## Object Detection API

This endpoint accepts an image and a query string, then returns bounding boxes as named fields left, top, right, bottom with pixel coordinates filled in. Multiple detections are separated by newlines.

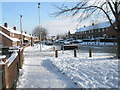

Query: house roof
left=0, top=24, right=33, bottom=37
left=0, top=25, right=21, bottom=34
left=0, top=31, right=20, bottom=42
left=75, top=20, right=115, bottom=33
left=22, top=32, right=32, bottom=37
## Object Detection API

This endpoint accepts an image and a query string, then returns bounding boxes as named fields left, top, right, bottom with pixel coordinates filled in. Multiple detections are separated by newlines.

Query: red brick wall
left=7, top=55, right=19, bottom=88
left=1, top=27, right=10, bottom=36
left=1, top=34, right=12, bottom=46
left=2, top=49, right=24, bottom=88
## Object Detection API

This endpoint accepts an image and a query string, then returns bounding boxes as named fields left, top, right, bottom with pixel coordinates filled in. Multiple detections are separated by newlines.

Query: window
left=102, top=28, right=104, bottom=32
left=10, top=33, right=14, bottom=37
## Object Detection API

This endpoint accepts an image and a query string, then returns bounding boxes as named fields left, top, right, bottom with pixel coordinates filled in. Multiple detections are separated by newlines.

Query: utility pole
left=38, top=2, right=42, bottom=52
left=20, top=15, right=23, bottom=47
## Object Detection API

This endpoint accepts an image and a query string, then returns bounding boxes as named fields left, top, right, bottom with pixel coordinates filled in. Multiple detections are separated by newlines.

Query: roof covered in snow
left=0, top=25, right=21, bottom=34
left=0, top=24, right=33, bottom=37
left=0, top=31, right=20, bottom=42
left=22, top=32, right=32, bottom=37
left=76, top=20, right=115, bottom=33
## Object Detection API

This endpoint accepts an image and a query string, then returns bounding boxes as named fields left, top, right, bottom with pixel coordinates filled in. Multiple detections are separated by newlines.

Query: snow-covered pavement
left=16, top=45, right=77, bottom=88
left=16, top=44, right=119, bottom=88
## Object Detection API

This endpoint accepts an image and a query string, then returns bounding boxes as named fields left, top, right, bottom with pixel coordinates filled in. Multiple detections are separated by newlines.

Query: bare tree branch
left=52, top=0, right=120, bottom=58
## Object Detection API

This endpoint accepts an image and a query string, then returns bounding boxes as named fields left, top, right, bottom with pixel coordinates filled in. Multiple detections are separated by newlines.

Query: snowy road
left=16, top=45, right=77, bottom=88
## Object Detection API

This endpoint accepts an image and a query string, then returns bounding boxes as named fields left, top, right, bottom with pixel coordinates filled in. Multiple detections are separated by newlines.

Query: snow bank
left=49, top=51, right=119, bottom=88
left=17, top=44, right=119, bottom=88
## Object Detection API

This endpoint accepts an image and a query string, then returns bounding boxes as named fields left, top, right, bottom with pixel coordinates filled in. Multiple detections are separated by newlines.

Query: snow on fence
left=6, top=52, right=18, bottom=67
left=0, top=48, right=24, bottom=89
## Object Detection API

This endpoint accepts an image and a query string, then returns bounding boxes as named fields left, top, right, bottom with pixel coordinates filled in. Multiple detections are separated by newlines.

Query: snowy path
left=16, top=45, right=77, bottom=88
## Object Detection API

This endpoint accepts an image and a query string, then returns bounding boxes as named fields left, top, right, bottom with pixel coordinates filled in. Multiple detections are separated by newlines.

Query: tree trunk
left=117, top=32, right=120, bottom=58
left=116, top=21, right=120, bottom=59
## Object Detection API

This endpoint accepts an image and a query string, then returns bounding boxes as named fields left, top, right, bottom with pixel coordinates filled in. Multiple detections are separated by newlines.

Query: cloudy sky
left=1, top=0, right=114, bottom=36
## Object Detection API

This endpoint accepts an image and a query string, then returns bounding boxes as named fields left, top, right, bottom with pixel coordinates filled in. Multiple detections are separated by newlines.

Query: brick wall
left=0, top=32, right=20, bottom=47
left=1, top=27, right=10, bottom=36
left=1, top=34, right=12, bottom=46
left=0, top=48, right=24, bottom=89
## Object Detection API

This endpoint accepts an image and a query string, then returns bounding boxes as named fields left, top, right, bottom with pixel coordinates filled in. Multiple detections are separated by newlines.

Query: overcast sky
left=1, top=1, right=114, bottom=36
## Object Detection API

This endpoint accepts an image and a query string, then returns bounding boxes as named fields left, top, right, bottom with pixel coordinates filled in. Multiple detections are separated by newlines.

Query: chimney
left=13, top=26, right=16, bottom=30
left=25, top=31, right=27, bottom=34
left=4, top=23, right=8, bottom=27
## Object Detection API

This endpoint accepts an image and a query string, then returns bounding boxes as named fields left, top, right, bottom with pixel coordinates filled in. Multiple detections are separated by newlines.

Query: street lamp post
left=20, top=15, right=23, bottom=47
left=38, top=2, right=42, bottom=52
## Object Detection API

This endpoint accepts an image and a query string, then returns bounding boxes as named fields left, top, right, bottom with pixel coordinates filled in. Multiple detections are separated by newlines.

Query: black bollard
left=89, top=48, right=92, bottom=57
left=55, top=50, right=58, bottom=58
left=74, top=49, right=77, bottom=57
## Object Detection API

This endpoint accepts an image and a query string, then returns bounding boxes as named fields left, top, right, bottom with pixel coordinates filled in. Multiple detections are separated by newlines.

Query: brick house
left=0, top=23, right=39, bottom=46
left=0, top=23, right=21, bottom=40
left=0, top=31, right=20, bottom=47
left=75, top=20, right=117, bottom=42
left=0, top=23, right=40, bottom=46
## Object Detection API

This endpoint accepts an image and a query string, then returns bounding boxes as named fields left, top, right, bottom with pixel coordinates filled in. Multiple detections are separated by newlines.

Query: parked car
left=71, top=39, right=83, bottom=44
left=55, top=39, right=64, bottom=45
left=45, top=41, right=53, bottom=45
left=63, top=41, right=71, bottom=45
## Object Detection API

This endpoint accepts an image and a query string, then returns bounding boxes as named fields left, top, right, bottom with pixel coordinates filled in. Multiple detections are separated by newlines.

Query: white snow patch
left=16, top=44, right=77, bottom=88
left=16, top=44, right=119, bottom=88
left=49, top=51, right=119, bottom=88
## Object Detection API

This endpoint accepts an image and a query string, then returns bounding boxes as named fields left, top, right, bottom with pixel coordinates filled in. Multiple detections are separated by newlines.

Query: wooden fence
left=0, top=48, right=24, bottom=89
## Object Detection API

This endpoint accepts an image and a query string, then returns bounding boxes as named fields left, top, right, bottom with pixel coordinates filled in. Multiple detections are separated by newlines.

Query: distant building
left=75, top=20, right=117, bottom=42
